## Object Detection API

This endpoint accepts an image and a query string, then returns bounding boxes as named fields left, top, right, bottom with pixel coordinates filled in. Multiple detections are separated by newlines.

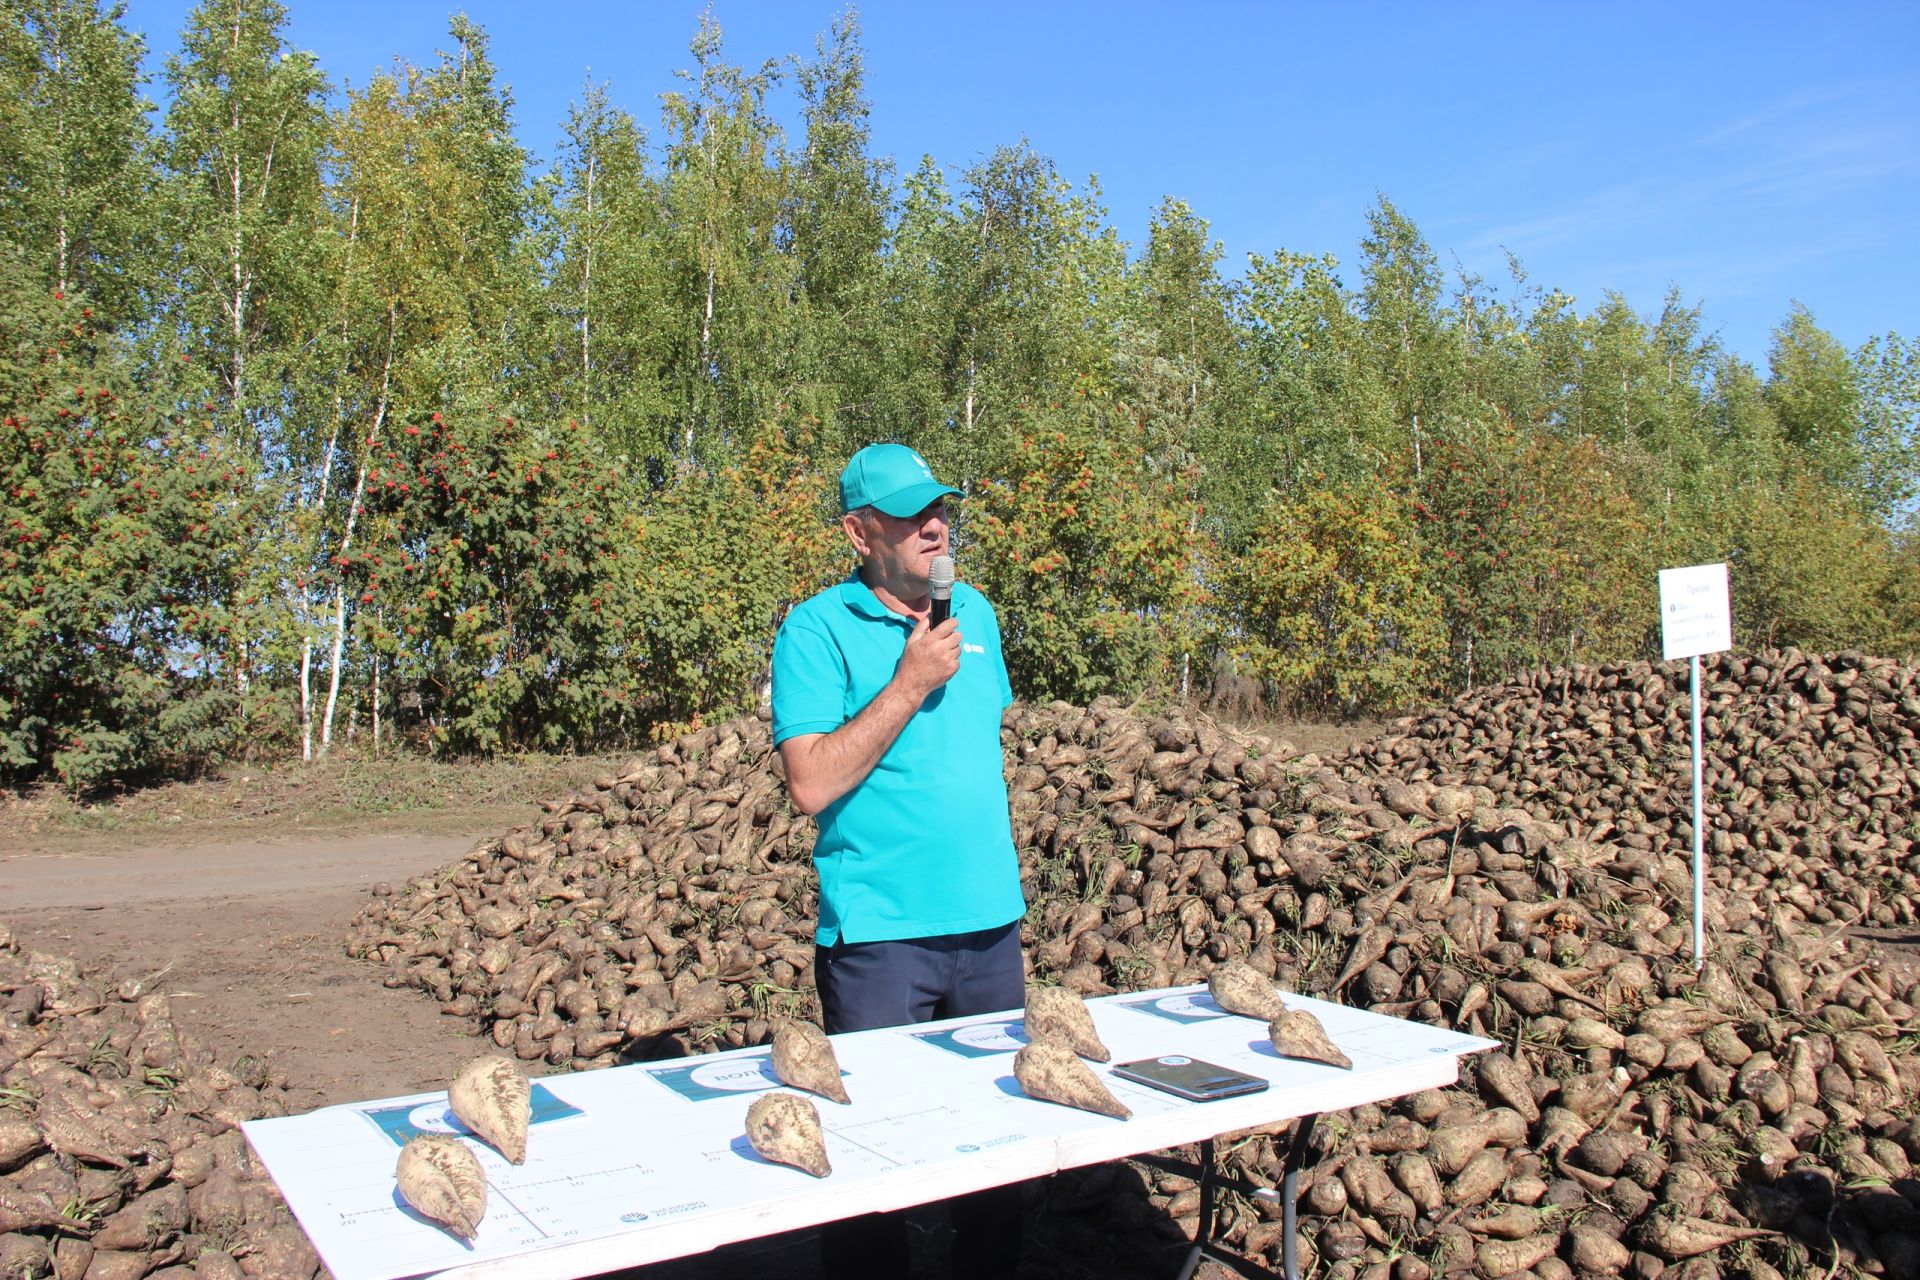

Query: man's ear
left=841, top=510, right=871, bottom=558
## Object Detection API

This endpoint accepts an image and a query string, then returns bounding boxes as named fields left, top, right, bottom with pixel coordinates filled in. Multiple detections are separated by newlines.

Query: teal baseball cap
left=839, top=443, right=963, bottom=517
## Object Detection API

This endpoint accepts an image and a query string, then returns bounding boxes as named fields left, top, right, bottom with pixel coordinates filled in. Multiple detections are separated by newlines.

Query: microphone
left=928, top=555, right=955, bottom=628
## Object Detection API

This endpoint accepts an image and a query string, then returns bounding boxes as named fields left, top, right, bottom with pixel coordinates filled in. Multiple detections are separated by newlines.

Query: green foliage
left=1236, top=248, right=1396, bottom=505
left=1886, top=531, right=1920, bottom=658
left=1726, top=471, right=1897, bottom=652
left=655, top=15, right=797, bottom=469
left=629, top=424, right=842, bottom=736
left=331, top=18, right=537, bottom=412
left=787, top=13, right=887, bottom=318
left=1417, top=421, right=1655, bottom=688
left=160, top=0, right=331, bottom=450
left=782, top=13, right=891, bottom=460
left=1221, top=480, right=1443, bottom=712
left=883, top=145, right=1127, bottom=489
left=1360, top=196, right=1462, bottom=473
left=0, top=0, right=157, bottom=327
left=1768, top=305, right=1863, bottom=473
left=542, top=80, right=673, bottom=450
left=1125, top=199, right=1252, bottom=552
left=347, top=409, right=842, bottom=753
left=0, top=6, right=1911, bottom=787
left=0, top=279, right=254, bottom=789
left=967, top=395, right=1199, bottom=704
left=350, top=408, right=634, bottom=754
left=1849, top=330, right=1920, bottom=523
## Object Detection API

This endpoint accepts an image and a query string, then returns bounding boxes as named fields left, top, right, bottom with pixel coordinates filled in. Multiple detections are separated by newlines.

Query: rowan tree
left=0, top=280, right=254, bottom=788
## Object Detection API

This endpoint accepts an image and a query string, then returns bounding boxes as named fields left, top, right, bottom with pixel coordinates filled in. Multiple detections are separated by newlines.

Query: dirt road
left=0, top=832, right=492, bottom=1113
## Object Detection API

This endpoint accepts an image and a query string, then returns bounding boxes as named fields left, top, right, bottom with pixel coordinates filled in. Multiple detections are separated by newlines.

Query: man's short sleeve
left=978, top=597, right=1014, bottom=709
left=771, top=617, right=849, bottom=745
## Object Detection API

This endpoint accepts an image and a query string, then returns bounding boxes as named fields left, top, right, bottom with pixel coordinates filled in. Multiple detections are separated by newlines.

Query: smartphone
left=1110, top=1056, right=1270, bottom=1102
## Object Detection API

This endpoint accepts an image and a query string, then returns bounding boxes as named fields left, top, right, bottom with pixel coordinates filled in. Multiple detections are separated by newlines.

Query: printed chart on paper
left=244, top=987, right=1493, bottom=1280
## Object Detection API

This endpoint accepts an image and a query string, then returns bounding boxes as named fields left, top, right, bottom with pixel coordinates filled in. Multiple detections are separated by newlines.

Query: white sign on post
left=1659, top=562, right=1731, bottom=661
left=1656, top=562, right=1732, bottom=971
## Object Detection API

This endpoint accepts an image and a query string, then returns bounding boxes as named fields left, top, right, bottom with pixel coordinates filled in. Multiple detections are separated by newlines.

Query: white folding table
left=243, top=986, right=1494, bottom=1280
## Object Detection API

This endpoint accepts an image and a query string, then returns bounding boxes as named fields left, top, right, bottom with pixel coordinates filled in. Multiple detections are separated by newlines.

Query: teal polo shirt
left=771, top=574, right=1025, bottom=946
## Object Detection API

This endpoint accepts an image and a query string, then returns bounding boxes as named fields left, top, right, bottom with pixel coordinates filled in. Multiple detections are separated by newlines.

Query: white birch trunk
left=320, top=301, right=395, bottom=757
left=53, top=42, right=70, bottom=295
left=692, top=258, right=714, bottom=459
left=580, top=151, right=594, bottom=427
left=300, top=197, right=360, bottom=760
left=1404, top=318, right=1422, bottom=479
left=371, top=645, right=380, bottom=751
left=320, top=462, right=367, bottom=757
left=299, top=640, right=314, bottom=761
left=226, top=41, right=253, bottom=698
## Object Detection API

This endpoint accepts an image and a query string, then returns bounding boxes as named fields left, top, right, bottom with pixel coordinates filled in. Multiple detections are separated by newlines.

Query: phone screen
left=1110, top=1056, right=1269, bottom=1102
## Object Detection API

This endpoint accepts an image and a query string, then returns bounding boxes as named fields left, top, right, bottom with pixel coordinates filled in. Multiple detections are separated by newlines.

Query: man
left=771, top=442, right=1026, bottom=1278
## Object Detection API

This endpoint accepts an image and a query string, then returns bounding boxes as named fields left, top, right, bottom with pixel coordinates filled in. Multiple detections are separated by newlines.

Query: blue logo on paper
left=361, top=1083, right=583, bottom=1148
left=956, top=1137, right=1026, bottom=1152
left=908, top=1018, right=1025, bottom=1058
left=620, top=1211, right=649, bottom=1223
left=643, top=1054, right=783, bottom=1102
left=1120, top=993, right=1226, bottom=1025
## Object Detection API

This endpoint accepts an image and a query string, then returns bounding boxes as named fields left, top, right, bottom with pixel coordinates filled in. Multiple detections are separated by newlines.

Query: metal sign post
left=1658, top=563, right=1732, bottom=970
left=1690, top=653, right=1704, bottom=968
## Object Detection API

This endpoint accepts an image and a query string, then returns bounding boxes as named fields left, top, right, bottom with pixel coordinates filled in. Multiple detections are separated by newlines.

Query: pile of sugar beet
left=336, top=646, right=1920, bottom=1278
left=0, top=929, right=318, bottom=1279
left=343, top=647, right=1920, bottom=1280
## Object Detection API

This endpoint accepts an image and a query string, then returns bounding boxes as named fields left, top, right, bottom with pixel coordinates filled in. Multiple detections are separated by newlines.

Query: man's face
left=845, top=500, right=949, bottom=594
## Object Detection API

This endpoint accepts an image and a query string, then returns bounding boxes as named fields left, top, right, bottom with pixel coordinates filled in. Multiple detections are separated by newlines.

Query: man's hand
left=779, top=615, right=963, bottom=815
left=894, top=616, right=961, bottom=700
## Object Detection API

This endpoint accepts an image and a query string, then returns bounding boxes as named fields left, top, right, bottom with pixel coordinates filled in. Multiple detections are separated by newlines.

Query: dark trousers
left=815, top=921, right=1027, bottom=1280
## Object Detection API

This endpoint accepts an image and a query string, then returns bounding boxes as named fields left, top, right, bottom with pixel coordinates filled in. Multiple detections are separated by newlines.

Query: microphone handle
left=929, top=595, right=951, bottom=628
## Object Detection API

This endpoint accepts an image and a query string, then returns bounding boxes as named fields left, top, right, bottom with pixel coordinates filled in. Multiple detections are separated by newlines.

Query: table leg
left=1280, top=1114, right=1317, bottom=1280
left=1136, top=1112, right=1319, bottom=1280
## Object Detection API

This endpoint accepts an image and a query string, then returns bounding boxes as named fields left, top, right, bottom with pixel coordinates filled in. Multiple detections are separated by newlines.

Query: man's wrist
left=887, top=654, right=936, bottom=704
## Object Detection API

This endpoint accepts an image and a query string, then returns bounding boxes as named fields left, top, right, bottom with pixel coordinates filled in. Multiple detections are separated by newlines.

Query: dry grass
left=1237, top=715, right=1393, bottom=760
left=1, top=712, right=1393, bottom=858
left=0, top=747, right=636, bottom=856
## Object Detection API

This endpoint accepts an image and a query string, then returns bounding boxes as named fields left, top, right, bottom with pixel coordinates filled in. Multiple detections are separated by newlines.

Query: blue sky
left=125, top=1, right=1918, bottom=368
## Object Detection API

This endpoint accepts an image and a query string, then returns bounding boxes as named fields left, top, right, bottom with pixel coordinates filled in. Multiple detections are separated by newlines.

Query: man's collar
left=837, top=572, right=903, bottom=622
left=837, top=570, right=948, bottom=624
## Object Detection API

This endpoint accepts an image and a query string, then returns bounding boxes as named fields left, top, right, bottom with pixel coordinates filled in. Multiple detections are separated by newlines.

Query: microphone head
left=928, top=554, right=955, bottom=599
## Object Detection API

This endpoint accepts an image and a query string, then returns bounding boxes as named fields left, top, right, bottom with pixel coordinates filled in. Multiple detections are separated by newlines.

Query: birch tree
left=0, top=0, right=155, bottom=326
left=1358, top=197, right=1457, bottom=478
left=307, top=15, right=533, bottom=755
left=658, top=16, right=794, bottom=469
left=161, top=0, right=329, bottom=712
left=546, top=79, right=671, bottom=455
left=162, top=0, right=328, bottom=448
